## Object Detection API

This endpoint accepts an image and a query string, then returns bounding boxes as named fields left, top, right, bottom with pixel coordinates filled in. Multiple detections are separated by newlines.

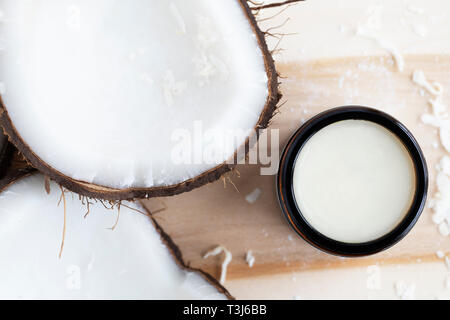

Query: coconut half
left=0, top=174, right=232, bottom=299
left=0, top=0, right=279, bottom=200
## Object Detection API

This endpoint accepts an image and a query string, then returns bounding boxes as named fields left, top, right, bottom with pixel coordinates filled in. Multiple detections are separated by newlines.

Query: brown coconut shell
left=0, top=0, right=287, bottom=201
left=148, top=207, right=235, bottom=300
left=0, top=172, right=234, bottom=300
left=0, top=140, right=36, bottom=190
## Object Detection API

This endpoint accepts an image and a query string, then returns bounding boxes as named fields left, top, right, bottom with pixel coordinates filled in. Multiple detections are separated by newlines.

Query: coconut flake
left=411, top=71, right=450, bottom=238
left=203, top=246, right=232, bottom=284
left=429, top=97, right=447, bottom=117
left=208, top=54, right=230, bottom=80
left=436, top=250, right=445, bottom=259
left=439, top=222, right=450, bottom=237
left=193, top=53, right=217, bottom=86
left=356, top=27, right=404, bottom=72
left=420, top=108, right=450, bottom=154
left=246, top=250, right=255, bottom=268
left=162, top=70, right=187, bottom=107
left=412, top=70, right=443, bottom=97
left=245, top=188, right=262, bottom=204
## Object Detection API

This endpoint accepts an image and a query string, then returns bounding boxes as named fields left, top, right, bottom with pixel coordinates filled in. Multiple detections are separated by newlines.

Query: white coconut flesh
left=0, top=175, right=227, bottom=299
left=0, top=0, right=268, bottom=189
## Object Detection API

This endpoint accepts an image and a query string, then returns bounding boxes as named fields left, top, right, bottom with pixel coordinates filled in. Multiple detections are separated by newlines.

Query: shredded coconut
left=421, top=107, right=450, bottom=154
left=412, top=70, right=443, bottom=97
left=203, top=246, right=232, bottom=284
left=162, top=70, right=187, bottom=107
left=245, top=188, right=262, bottom=204
left=246, top=250, right=255, bottom=268
left=192, top=15, right=230, bottom=87
left=439, top=222, right=450, bottom=237
left=356, top=27, right=404, bottom=72
left=412, top=71, right=448, bottom=150
left=436, top=250, right=445, bottom=259
left=411, top=70, right=450, bottom=238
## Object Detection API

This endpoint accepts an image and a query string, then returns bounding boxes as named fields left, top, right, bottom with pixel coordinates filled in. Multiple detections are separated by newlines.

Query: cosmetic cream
left=292, top=119, right=416, bottom=243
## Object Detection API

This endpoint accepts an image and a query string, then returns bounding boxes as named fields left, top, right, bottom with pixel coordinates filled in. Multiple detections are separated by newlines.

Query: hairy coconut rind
left=0, top=0, right=281, bottom=201
left=0, top=174, right=234, bottom=300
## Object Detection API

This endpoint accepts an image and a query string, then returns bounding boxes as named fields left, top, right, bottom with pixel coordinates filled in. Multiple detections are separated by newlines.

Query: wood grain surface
left=141, top=54, right=450, bottom=282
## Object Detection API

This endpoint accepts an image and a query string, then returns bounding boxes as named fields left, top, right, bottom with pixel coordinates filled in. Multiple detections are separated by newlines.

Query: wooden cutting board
left=142, top=54, right=450, bottom=281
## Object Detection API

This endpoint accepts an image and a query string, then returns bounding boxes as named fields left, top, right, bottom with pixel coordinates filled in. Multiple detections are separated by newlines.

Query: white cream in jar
left=292, top=120, right=416, bottom=243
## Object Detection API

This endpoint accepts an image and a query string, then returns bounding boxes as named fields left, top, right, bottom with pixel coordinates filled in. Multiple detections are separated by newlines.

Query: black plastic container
left=277, top=106, right=428, bottom=257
